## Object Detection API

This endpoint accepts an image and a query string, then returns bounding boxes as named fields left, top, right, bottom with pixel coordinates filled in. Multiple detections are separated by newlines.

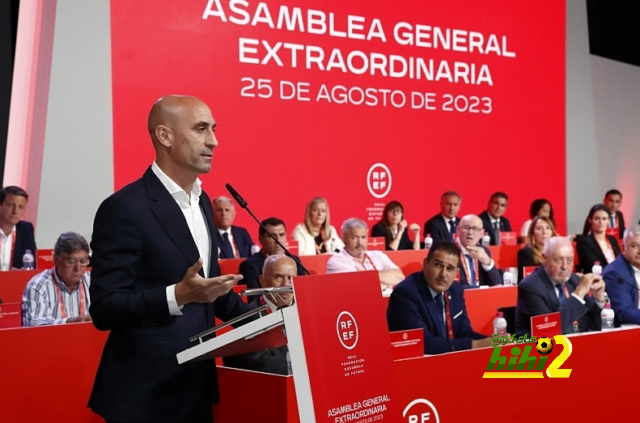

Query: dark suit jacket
left=576, top=233, right=621, bottom=273
left=478, top=211, right=512, bottom=246
left=13, top=220, right=37, bottom=269
left=583, top=211, right=625, bottom=240
left=457, top=246, right=502, bottom=287
left=517, top=245, right=537, bottom=281
left=515, top=267, right=602, bottom=336
left=88, top=168, right=254, bottom=422
left=423, top=214, right=457, bottom=243
left=216, top=225, right=253, bottom=258
left=371, top=222, right=413, bottom=250
left=387, top=271, right=487, bottom=354
left=603, top=255, right=640, bottom=326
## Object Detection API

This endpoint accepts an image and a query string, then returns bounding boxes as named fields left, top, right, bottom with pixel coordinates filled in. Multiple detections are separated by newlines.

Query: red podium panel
left=0, top=302, right=21, bottom=328
left=368, top=237, right=386, bottom=251
left=292, top=271, right=400, bottom=422
left=219, top=258, right=244, bottom=275
left=298, top=254, right=331, bottom=275
left=386, top=250, right=426, bottom=276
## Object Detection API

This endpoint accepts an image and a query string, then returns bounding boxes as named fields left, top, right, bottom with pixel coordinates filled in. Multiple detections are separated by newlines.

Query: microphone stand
left=226, top=183, right=311, bottom=275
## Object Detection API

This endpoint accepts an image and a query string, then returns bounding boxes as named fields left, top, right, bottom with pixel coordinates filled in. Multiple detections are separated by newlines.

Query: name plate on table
left=500, top=231, right=517, bottom=246
left=389, top=329, right=424, bottom=360
left=368, top=237, right=385, bottom=251
left=531, top=312, right=561, bottom=338
left=0, top=303, right=22, bottom=329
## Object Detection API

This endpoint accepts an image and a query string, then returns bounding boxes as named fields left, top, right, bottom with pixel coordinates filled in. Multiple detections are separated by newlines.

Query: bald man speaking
left=88, top=96, right=254, bottom=423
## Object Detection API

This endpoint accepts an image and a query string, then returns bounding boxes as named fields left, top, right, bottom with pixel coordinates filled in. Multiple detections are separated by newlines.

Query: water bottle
left=22, top=249, right=35, bottom=270
left=592, top=261, right=603, bottom=276
left=493, top=311, right=507, bottom=336
left=503, top=270, right=514, bottom=286
left=482, top=232, right=491, bottom=247
left=286, top=350, right=293, bottom=375
left=424, top=234, right=433, bottom=249
left=250, top=244, right=261, bottom=255
left=601, top=303, right=615, bottom=331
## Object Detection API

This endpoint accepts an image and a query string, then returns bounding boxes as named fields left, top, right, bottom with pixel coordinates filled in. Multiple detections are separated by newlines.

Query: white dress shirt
left=0, top=227, right=15, bottom=271
left=151, top=162, right=211, bottom=315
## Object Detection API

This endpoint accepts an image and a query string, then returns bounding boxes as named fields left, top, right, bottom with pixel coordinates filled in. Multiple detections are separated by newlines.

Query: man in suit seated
left=387, top=240, right=492, bottom=354
left=479, top=192, right=512, bottom=246
left=22, top=232, right=92, bottom=326
left=603, top=225, right=640, bottom=325
left=455, top=214, right=502, bottom=287
left=239, top=217, right=306, bottom=296
left=326, top=218, right=405, bottom=292
left=213, top=196, right=253, bottom=258
left=0, top=186, right=37, bottom=270
left=224, top=254, right=295, bottom=375
left=515, top=236, right=605, bottom=336
left=423, top=191, right=462, bottom=243
left=583, top=189, right=626, bottom=239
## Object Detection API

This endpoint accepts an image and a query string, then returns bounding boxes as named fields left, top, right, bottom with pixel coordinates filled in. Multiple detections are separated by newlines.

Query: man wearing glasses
left=455, top=214, right=502, bottom=287
left=22, top=232, right=91, bottom=326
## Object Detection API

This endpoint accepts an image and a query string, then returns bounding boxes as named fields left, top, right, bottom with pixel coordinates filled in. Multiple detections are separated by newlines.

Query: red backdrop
left=110, top=0, right=566, bottom=236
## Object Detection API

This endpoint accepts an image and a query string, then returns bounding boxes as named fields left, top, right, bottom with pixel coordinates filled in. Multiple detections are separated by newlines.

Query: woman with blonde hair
left=517, top=216, right=557, bottom=281
left=292, top=197, right=344, bottom=255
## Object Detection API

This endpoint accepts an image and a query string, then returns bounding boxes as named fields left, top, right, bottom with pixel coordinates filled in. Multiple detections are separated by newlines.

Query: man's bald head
left=148, top=96, right=211, bottom=146
left=457, top=214, right=484, bottom=247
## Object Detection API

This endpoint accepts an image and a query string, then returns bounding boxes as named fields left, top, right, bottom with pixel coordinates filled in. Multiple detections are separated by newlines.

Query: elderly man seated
left=22, top=232, right=92, bottom=326
left=603, top=225, right=640, bottom=325
left=224, top=254, right=296, bottom=375
left=326, top=218, right=404, bottom=291
left=455, top=214, right=502, bottom=287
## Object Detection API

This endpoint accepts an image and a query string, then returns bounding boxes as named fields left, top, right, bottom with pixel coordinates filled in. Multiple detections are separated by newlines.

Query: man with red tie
left=212, top=196, right=253, bottom=258
left=387, top=240, right=492, bottom=354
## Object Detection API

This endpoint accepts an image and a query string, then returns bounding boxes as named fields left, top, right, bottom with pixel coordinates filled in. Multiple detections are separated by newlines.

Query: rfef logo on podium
left=336, top=311, right=359, bottom=349
left=403, top=398, right=440, bottom=423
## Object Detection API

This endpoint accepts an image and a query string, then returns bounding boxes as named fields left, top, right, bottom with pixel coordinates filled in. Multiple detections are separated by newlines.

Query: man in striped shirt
left=22, top=232, right=91, bottom=326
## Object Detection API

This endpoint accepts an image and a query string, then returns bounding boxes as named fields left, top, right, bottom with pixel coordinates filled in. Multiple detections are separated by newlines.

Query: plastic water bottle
left=286, top=350, right=293, bottom=375
left=592, top=261, right=603, bottom=276
left=601, top=303, right=615, bottom=331
left=482, top=232, right=491, bottom=247
left=493, top=311, right=507, bottom=336
left=424, top=234, right=433, bottom=249
left=250, top=244, right=261, bottom=255
left=22, top=249, right=34, bottom=270
left=503, top=270, right=514, bottom=286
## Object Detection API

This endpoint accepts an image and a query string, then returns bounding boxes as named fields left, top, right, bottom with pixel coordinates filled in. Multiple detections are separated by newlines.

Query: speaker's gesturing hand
left=175, top=259, right=243, bottom=305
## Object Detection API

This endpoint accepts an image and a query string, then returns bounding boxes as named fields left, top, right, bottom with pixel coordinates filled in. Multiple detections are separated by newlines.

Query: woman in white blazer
left=292, top=197, right=344, bottom=255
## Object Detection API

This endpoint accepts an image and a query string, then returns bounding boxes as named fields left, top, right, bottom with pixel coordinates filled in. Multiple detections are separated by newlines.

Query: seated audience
left=455, top=214, right=502, bottom=287
left=0, top=186, right=37, bottom=270
left=582, top=189, right=626, bottom=240
left=292, top=197, right=343, bottom=255
left=520, top=198, right=554, bottom=239
left=423, top=191, right=462, bottom=243
left=239, top=217, right=306, bottom=295
left=515, top=237, right=604, bottom=336
left=224, top=255, right=295, bottom=375
left=577, top=204, right=621, bottom=273
left=603, top=225, right=640, bottom=325
left=371, top=200, right=420, bottom=251
left=326, top=218, right=404, bottom=291
left=517, top=216, right=557, bottom=281
left=22, top=232, right=91, bottom=326
left=213, top=196, right=252, bottom=258
left=387, top=240, right=492, bottom=354
left=479, top=192, right=512, bottom=246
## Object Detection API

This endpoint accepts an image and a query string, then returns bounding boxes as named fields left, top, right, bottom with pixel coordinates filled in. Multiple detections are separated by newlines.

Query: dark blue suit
left=12, top=220, right=37, bottom=269
left=478, top=211, right=512, bottom=246
left=216, top=225, right=253, bottom=258
left=457, top=246, right=502, bottom=287
left=423, top=214, right=458, bottom=243
left=88, top=168, right=253, bottom=422
left=603, top=255, right=640, bottom=326
left=515, top=267, right=602, bottom=336
left=387, top=271, right=487, bottom=354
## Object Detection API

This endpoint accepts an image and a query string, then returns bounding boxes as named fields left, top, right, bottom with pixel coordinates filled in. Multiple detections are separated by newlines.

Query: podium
left=178, top=271, right=401, bottom=423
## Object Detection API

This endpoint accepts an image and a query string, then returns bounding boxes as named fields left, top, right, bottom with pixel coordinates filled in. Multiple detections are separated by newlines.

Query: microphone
left=225, top=184, right=311, bottom=276
left=226, top=183, right=248, bottom=209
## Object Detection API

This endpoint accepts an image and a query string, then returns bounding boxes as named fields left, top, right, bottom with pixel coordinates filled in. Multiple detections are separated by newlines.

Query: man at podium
left=225, top=254, right=296, bottom=375
left=88, top=96, right=253, bottom=423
